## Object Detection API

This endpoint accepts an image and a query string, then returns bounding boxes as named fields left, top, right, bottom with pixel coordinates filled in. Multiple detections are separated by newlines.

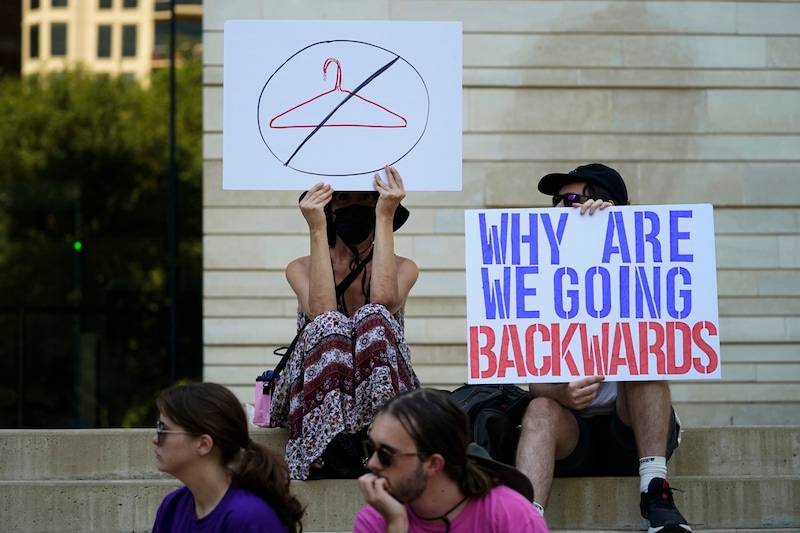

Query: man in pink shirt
left=354, top=388, right=550, bottom=533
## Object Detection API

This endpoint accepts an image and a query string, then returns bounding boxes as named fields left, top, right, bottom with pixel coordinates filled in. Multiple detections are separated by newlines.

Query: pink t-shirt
left=353, top=485, right=550, bottom=533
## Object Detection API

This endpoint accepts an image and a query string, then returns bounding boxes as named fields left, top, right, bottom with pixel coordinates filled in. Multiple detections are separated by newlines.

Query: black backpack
left=450, top=384, right=532, bottom=465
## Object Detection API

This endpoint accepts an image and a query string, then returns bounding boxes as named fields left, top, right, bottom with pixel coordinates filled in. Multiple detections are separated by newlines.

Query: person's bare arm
left=370, top=166, right=417, bottom=313
left=288, top=182, right=336, bottom=318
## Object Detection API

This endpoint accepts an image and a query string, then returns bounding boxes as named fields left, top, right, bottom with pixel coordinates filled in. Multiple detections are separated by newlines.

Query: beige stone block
left=721, top=343, right=800, bottom=363
left=203, top=1, right=264, bottom=31
left=405, top=297, right=467, bottom=317
left=204, top=298, right=290, bottom=318
left=767, top=37, right=800, bottom=68
left=403, top=317, right=466, bottom=345
left=204, top=271, right=292, bottom=297
left=708, top=90, right=800, bottom=133
left=203, top=30, right=223, bottom=65
left=743, top=173, right=800, bottom=205
left=204, top=132, right=222, bottom=158
left=466, top=88, right=612, bottom=133
left=779, top=236, right=800, bottom=268
left=720, top=316, right=787, bottom=342
left=719, top=297, right=800, bottom=317
left=407, top=343, right=470, bottom=364
left=203, top=86, right=223, bottom=131
left=670, top=382, right=800, bottom=402
left=412, top=270, right=467, bottom=297
left=203, top=65, right=223, bottom=86
left=204, top=346, right=275, bottom=365
left=414, top=364, right=469, bottom=385
left=465, top=34, right=623, bottom=68
left=203, top=364, right=267, bottom=384
left=757, top=362, right=800, bottom=381
left=708, top=362, right=757, bottom=381
left=203, top=207, right=303, bottom=234
left=610, top=90, right=707, bottom=133
left=204, top=317, right=296, bottom=345
left=411, top=235, right=465, bottom=269
left=204, top=235, right=304, bottom=269
left=622, top=36, right=766, bottom=68
left=738, top=3, right=800, bottom=34
left=714, top=207, right=800, bottom=235
left=256, top=0, right=390, bottom=22
left=718, top=270, right=800, bottom=297
left=715, top=235, right=781, bottom=269
left=203, top=162, right=298, bottom=207
left=466, top=67, right=800, bottom=89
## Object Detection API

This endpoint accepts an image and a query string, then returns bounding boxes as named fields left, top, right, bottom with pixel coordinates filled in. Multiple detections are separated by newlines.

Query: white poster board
left=464, top=205, right=722, bottom=384
left=223, top=20, right=463, bottom=191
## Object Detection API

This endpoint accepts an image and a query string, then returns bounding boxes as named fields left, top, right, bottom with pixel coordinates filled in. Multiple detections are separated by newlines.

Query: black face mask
left=333, top=204, right=376, bottom=245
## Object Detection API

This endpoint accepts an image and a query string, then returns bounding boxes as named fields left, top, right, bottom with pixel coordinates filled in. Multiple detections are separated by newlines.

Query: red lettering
left=639, top=322, right=667, bottom=375
left=524, top=324, right=551, bottom=376
left=667, top=322, right=692, bottom=374
left=585, top=322, right=610, bottom=376
left=692, top=321, right=719, bottom=373
left=498, top=325, right=527, bottom=378
left=609, top=323, right=638, bottom=376
left=553, top=323, right=581, bottom=376
left=469, top=326, right=497, bottom=379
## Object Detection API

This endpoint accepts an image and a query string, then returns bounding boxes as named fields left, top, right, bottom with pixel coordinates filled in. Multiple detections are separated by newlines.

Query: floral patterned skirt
left=270, top=304, right=420, bottom=479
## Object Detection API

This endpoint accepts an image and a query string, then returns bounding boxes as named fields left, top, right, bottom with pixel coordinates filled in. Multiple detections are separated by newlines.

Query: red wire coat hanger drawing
left=269, top=57, right=408, bottom=128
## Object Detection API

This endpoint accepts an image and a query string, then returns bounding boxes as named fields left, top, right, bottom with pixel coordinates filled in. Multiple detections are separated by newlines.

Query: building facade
left=21, top=0, right=201, bottom=81
left=203, top=0, right=800, bottom=427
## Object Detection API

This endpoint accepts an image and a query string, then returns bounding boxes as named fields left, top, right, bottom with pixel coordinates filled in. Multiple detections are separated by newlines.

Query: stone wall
left=202, top=0, right=800, bottom=425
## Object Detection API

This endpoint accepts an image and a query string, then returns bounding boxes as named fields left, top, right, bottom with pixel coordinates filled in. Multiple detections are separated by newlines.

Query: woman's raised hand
left=373, top=165, right=405, bottom=221
left=299, top=182, right=332, bottom=229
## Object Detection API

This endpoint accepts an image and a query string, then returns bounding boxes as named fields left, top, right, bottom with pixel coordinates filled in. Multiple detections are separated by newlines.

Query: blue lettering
left=670, top=210, right=692, bottom=262
left=667, top=267, right=692, bottom=318
left=478, top=213, right=508, bottom=265
left=481, top=267, right=511, bottom=319
left=515, top=266, right=540, bottom=318
left=585, top=267, right=611, bottom=318
left=602, top=212, right=632, bottom=263
left=635, top=211, right=662, bottom=263
left=554, top=267, right=579, bottom=319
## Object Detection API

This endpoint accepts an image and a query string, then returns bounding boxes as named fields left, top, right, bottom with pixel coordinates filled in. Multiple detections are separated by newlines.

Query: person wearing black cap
left=355, top=388, right=550, bottom=533
left=271, top=165, right=421, bottom=481
left=515, top=163, right=692, bottom=533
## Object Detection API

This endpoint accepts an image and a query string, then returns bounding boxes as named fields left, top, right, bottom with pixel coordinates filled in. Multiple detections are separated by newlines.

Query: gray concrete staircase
left=1, top=426, right=798, bottom=532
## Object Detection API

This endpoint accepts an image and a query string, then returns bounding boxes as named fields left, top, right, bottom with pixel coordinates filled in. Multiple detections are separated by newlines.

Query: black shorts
left=553, top=408, right=681, bottom=477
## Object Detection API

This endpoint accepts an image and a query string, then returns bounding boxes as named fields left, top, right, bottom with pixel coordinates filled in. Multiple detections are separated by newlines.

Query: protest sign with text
left=465, top=205, right=721, bottom=384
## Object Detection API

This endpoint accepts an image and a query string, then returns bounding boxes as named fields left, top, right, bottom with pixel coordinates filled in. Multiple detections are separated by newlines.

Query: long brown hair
left=157, top=381, right=305, bottom=533
left=378, top=388, right=498, bottom=497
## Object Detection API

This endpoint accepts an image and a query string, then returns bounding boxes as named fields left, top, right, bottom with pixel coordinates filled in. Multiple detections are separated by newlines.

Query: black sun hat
left=538, top=163, right=629, bottom=205
left=467, top=442, right=534, bottom=502
left=298, top=190, right=409, bottom=231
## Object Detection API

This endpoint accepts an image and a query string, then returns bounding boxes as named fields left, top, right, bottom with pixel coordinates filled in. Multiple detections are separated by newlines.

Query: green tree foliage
left=0, top=60, right=202, bottom=428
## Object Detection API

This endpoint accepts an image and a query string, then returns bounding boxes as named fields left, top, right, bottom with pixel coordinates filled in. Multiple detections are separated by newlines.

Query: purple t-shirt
left=353, top=485, right=550, bottom=532
left=153, top=482, right=288, bottom=533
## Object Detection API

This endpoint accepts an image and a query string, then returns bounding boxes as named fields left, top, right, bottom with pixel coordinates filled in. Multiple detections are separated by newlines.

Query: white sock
left=639, top=456, right=668, bottom=493
left=532, top=502, right=545, bottom=516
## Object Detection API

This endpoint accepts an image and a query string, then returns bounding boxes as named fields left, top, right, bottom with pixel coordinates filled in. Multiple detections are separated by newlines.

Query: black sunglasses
left=362, top=440, right=425, bottom=468
left=155, top=420, right=198, bottom=446
left=552, top=192, right=594, bottom=207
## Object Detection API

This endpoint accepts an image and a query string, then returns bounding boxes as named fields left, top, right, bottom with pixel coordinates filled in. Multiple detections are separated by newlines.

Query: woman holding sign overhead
left=271, top=165, right=421, bottom=480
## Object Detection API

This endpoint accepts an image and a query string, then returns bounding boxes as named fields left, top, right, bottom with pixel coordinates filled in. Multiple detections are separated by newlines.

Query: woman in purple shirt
left=152, top=382, right=304, bottom=533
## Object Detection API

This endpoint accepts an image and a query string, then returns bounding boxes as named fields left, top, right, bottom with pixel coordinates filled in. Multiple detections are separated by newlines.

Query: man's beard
left=386, top=461, right=427, bottom=503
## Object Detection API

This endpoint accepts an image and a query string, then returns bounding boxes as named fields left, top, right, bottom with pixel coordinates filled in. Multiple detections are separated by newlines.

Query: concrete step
left=2, top=476, right=798, bottom=532
left=2, top=426, right=798, bottom=480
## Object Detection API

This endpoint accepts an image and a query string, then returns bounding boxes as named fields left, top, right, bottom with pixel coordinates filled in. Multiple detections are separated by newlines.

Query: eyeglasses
left=552, top=192, right=594, bottom=207
left=156, top=420, right=198, bottom=446
left=362, top=440, right=425, bottom=468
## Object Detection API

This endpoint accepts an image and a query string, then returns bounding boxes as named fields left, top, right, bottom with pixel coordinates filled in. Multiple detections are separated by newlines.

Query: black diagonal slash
left=284, top=55, right=401, bottom=167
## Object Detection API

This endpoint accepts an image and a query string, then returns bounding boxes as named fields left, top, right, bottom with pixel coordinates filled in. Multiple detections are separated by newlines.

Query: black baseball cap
left=538, top=163, right=629, bottom=205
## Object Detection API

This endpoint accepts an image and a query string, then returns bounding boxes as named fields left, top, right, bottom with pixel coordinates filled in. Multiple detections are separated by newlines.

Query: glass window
left=122, top=25, right=136, bottom=57
left=99, top=0, right=112, bottom=8
left=52, top=0, right=67, bottom=7
left=51, top=23, right=67, bottom=57
left=30, top=25, right=40, bottom=58
left=31, top=0, right=40, bottom=9
left=123, top=0, right=137, bottom=7
left=97, top=25, right=112, bottom=58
